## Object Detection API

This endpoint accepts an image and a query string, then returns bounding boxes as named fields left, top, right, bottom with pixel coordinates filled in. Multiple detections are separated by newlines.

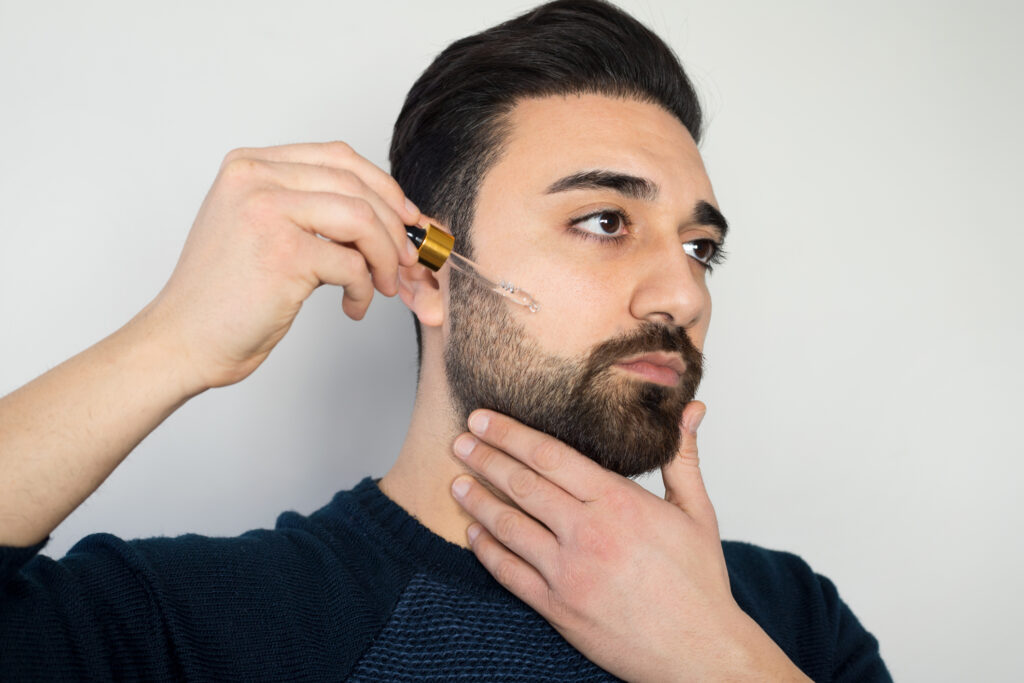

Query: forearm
left=0, top=303, right=204, bottom=547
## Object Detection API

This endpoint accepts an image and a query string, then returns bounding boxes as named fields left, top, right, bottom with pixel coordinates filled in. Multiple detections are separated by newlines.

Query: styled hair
left=389, top=0, right=704, bottom=364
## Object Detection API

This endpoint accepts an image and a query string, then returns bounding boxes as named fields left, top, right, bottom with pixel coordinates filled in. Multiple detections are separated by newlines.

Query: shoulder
left=720, top=540, right=892, bottom=682
left=45, top=487, right=415, bottom=679
left=721, top=539, right=836, bottom=630
left=722, top=539, right=822, bottom=597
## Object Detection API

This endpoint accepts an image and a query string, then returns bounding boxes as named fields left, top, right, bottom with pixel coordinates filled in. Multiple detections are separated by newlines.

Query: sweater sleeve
left=1, top=519, right=407, bottom=681
left=0, top=534, right=180, bottom=680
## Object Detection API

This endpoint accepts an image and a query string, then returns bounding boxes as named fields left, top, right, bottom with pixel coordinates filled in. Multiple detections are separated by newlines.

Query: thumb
left=661, top=401, right=713, bottom=521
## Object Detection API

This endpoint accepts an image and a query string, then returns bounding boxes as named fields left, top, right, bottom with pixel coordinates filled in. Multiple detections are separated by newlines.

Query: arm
left=0, top=141, right=422, bottom=548
left=0, top=526, right=389, bottom=679
left=0, top=305, right=201, bottom=547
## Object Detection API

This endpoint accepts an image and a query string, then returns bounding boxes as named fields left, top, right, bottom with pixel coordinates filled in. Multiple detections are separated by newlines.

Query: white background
left=2, top=1, right=1021, bottom=680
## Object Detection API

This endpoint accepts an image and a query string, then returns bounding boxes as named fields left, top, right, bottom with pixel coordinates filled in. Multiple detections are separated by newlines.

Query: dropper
left=405, top=224, right=540, bottom=313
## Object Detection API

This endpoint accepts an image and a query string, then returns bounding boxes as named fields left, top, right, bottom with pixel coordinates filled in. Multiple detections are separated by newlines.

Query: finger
left=463, top=522, right=552, bottom=611
left=660, top=401, right=715, bottom=526
left=451, top=475, right=561, bottom=579
left=224, top=142, right=421, bottom=225
left=274, top=189, right=401, bottom=296
left=235, top=159, right=419, bottom=267
left=305, top=236, right=375, bottom=319
left=466, top=410, right=611, bottom=503
left=453, top=433, right=579, bottom=539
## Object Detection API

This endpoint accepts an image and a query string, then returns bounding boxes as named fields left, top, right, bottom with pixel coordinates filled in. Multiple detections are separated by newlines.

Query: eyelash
left=567, top=208, right=729, bottom=273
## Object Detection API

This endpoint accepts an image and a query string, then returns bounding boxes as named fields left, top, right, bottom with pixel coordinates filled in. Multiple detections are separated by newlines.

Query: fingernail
left=468, top=412, right=489, bottom=435
left=452, top=477, right=471, bottom=499
left=453, top=435, right=477, bottom=459
left=467, top=524, right=481, bottom=543
left=405, top=197, right=419, bottom=218
left=685, top=411, right=705, bottom=434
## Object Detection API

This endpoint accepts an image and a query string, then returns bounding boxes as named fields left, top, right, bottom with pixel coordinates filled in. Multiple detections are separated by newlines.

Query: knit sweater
left=0, top=477, right=891, bottom=681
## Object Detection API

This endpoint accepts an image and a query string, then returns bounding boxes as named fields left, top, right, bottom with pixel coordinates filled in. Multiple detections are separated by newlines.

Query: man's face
left=443, top=94, right=725, bottom=477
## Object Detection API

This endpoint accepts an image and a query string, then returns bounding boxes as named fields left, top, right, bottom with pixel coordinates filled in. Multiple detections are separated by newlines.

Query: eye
left=683, top=239, right=722, bottom=266
left=570, top=209, right=629, bottom=238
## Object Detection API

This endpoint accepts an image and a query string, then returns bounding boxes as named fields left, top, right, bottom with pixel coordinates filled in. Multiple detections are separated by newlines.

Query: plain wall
left=1, top=1, right=1021, bottom=680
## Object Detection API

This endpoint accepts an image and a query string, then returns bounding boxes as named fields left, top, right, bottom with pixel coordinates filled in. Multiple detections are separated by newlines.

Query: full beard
left=444, top=270, right=704, bottom=478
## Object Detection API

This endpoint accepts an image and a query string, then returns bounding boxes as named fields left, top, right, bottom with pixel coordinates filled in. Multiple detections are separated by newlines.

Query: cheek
left=512, top=257, right=627, bottom=354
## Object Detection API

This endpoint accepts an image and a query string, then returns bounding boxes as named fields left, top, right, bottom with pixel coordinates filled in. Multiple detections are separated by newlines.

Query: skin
left=0, top=96, right=810, bottom=680
left=383, top=94, right=721, bottom=541
left=384, top=94, right=812, bottom=681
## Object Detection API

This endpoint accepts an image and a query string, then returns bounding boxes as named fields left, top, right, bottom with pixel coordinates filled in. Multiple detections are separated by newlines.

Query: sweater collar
left=336, top=476, right=508, bottom=592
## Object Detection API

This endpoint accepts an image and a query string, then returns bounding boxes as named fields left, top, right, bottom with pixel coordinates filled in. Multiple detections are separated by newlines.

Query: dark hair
left=389, top=0, right=704, bottom=366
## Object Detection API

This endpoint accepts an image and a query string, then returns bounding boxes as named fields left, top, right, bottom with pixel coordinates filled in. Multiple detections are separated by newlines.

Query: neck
left=378, top=350, right=479, bottom=549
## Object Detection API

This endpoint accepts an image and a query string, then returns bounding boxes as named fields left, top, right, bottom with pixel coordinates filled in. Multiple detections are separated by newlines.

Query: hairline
left=455, top=90, right=693, bottom=257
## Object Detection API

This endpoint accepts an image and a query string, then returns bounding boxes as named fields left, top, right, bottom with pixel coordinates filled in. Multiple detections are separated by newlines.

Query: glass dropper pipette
left=405, top=224, right=540, bottom=313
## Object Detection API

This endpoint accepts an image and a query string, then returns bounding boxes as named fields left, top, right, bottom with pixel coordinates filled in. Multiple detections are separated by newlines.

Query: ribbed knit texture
left=0, top=477, right=891, bottom=681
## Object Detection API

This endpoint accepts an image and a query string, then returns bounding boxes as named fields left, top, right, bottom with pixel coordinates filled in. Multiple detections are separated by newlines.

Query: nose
left=628, top=241, right=710, bottom=329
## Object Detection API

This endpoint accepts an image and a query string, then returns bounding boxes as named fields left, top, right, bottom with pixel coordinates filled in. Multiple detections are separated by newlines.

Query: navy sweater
left=0, top=477, right=891, bottom=681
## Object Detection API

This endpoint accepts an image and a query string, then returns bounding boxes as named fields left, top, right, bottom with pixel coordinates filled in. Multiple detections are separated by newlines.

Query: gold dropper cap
left=405, top=223, right=455, bottom=272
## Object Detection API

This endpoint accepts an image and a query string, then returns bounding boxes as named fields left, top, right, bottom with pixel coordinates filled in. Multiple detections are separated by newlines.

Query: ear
left=398, top=261, right=444, bottom=328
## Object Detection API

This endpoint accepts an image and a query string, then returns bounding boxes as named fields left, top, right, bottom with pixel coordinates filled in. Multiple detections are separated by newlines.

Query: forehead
left=486, top=93, right=712, bottom=201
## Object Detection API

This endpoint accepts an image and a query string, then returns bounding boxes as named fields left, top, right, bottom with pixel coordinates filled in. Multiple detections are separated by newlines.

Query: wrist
left=121, top=300, right=210, bottom=401
left=714, top=608, right=812, bottom=682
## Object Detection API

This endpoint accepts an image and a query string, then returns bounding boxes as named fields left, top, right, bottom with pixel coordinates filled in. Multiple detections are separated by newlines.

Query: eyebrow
left=544, top=169, right=729, bottom=242
left=545, top=170, right=659, bottom=201
left=693, top=199, right=729, bottom=243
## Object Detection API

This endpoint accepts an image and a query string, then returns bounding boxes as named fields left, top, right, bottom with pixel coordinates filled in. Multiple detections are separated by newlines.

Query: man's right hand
left=148, top=141, right=422, bottom=391
left=0, top=142, right=422, bottom=547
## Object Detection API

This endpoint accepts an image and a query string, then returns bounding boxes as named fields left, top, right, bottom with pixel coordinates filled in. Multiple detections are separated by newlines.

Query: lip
left=612, top=352, right=686, bottom=386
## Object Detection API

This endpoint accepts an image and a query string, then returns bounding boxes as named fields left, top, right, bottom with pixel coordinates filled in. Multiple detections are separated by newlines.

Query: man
left=0, top=0, right=890, bottom=680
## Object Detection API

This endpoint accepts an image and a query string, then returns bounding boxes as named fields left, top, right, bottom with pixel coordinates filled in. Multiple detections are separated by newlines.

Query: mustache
left=584, top=322, right=705, bottom=380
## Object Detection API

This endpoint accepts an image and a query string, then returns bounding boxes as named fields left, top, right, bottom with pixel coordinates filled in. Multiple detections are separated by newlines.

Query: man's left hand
left=450, top=402, right=811, bottom=682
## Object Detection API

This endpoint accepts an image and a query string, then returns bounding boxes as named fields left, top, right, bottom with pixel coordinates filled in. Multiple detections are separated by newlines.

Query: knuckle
left=221, top=147, right=250, bottom=167
left=345, top=282, right=374, bottom=305
left=472, top=443, right=496, bottom=471
left=353, top=267, right=375, bottom=294
left=347, top=196, right=376, bottom=224
left=334, top=168, right=365, bottom=193
left=507, top=467, right=539, bottom=499
left=339, top=247, right=368, bottom=275
left=532, top=439, right=563, bottom=472
left=326, top=140, right=355, bottom=159
left=221, top=157, right=263, bottom=185
left=678, top=441, right=701, bottom=466
left=494, top=558, right=519, bottom=589
left=494, top=510, right=520, bottom=543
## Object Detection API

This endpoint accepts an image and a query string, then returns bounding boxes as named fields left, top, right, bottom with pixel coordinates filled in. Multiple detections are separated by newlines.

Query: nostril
left=646, top=312, right=674, bottom=324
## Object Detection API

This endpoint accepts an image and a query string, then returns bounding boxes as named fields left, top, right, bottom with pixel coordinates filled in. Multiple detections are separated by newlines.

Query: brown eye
left=597, top=211, right=621, bottom=234
left=683, top=239, right=718, bottom=265
left=572, top=209, right=629, bottom=238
